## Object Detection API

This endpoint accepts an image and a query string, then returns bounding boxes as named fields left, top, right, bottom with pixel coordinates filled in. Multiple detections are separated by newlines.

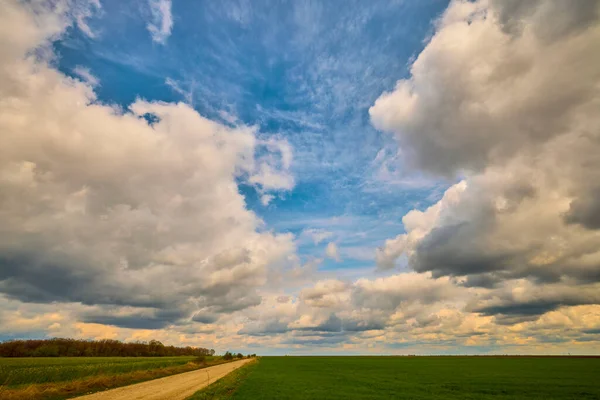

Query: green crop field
left=216, top=356, right=600, bottom=399
left=0, top=356, right=196, bottom=386
left=0, top=356, right=218, bottom=400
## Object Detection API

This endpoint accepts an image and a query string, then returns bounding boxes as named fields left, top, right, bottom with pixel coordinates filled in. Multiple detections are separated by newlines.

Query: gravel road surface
left=73, top=358, right=253, bottom=400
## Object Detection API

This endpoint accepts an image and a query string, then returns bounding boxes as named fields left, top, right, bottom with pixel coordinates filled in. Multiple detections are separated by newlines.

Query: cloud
left=3, top=0, right=600, bottom=355
left=325, top=242, right=341, bottom=262
left=72, top=0, right=102, bottom=38
left=300, top=279, right=348, bottom=309
left=370, top=0, right=600, bottom=176
left=0, top=0, right=296, bottom=330
left=165, top=77, right=192, bottom=104
left=353, top=273, right=459, bottom=312
left=147, top=0, right=173, bottom=44
left=466, top=280, right=600, bottom=320
left=73, top=65, right=99, bottom=87
left=260, top=194, right=275, bottom=206
left=301, top=229, right=334, bottom=245
left=249, top=138, right=295, bottom=191
left=372, top=0, right=600, bottom=300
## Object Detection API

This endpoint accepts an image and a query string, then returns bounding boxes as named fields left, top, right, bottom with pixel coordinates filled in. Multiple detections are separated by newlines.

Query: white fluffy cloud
left=0, top=0, right=296, bottom=333
left=372, top=0, right=600, bottom=291
left=371, top=0, right=600, bottom=176
left=364, top=0, right=600, bottom=351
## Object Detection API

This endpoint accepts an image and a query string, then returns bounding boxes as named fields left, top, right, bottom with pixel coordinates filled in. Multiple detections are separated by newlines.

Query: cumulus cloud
left=2, top=0, right=600, bottom=355
left=300, top=279, right=348, bottom=309
left=371, top=0, right=600, bottom=323
left=147, top=0, right=173, bottom=44
left=465, top=280, right=600, bottom=322
left=371, top=0, right=600, bottom=176
left=205, top=0, right=600, bottom=352
left=0, top=0, right=296, bottom=331
left=353, top=273, right=459, bottom=311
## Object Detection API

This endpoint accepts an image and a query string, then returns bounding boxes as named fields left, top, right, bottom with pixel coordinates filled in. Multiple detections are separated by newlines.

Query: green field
left=0, top=356, right=197, bottom=387
left=216, top=356, right=600, bottom=399
left=0, top=356, right=220, bottom=400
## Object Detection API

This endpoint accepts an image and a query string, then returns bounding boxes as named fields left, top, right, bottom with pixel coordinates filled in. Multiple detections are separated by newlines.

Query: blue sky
left=55, top=0, right=450, bottom=274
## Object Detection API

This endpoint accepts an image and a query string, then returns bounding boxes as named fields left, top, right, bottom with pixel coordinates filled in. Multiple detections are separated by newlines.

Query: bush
left=223, top=351, right=233, bottom=360
left=194, top=356, right=206, bottom=364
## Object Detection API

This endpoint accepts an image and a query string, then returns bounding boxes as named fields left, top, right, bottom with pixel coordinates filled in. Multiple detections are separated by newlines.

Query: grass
left=222, top=356, right=600, bottom=399
left=188, top=359, right=257, bottom=400
left=0, top=356, right=224, bottom=400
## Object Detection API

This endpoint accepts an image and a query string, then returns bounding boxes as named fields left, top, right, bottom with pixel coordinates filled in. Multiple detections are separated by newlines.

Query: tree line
left=222, top=351, right=256, bottom=360
left=0, top=338, right=215, bottom=357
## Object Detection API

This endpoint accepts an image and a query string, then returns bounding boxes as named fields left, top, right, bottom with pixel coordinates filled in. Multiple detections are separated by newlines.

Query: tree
left=223, top=351, right=233, bottom=360
left=0, top=338, right=215, bottom=358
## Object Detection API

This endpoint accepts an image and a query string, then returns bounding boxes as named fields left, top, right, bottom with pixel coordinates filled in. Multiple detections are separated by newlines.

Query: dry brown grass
left=0, top=359, right=233, bottom=400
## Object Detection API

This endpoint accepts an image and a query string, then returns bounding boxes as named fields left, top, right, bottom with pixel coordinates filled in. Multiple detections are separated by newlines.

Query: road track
left=73, top=358, right=253, bottom=400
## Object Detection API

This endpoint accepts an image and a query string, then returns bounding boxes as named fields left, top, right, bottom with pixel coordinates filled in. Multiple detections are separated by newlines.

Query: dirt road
left=73, top=358, right=253, bottom=400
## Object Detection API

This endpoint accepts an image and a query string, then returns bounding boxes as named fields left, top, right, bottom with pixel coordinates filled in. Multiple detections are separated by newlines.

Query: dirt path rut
left=73, top=358, right=253, bottom=400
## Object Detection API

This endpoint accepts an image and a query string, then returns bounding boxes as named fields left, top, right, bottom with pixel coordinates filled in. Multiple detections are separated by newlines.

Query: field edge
left=186, top=359, right=258, bottom=400
left=0, top=357, right=234, bottom=400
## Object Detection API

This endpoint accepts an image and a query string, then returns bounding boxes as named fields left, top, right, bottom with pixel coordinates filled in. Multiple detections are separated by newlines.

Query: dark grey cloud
left=0, top=253, right=162, bottom=308
left=412, top=223, right=511, bottom=278
left=466, top=282, right=600, bottom=322
left=81, top=315, right=170, bottom=330
left=296, top=314, right=343, bottom=333
left=564, top=187, right=600, bottom=230
left=342, top=318, right=385, bottom=332
left=80, top=308, right=190, bottom=329
left=238, top=320, right=290, bottom=336
left=191, top=311, right=219, bottom=324
left=283, top=332, right=349, bottom=347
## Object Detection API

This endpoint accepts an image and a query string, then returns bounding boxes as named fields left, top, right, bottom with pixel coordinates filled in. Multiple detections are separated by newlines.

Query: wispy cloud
left=147, top=0, right=173, bottom=44
left=165, top=77, right=193, bottom=104
left=73, top=65, right=99, bottom=87
left=301, top=229, right=334, bottom=245
left=72, top=0, right=102, bottom=38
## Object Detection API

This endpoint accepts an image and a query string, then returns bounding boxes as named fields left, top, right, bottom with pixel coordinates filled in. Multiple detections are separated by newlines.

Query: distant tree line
left=0, top=338, right=215, bottom=357
left=222, top=351, right=256, bottom=360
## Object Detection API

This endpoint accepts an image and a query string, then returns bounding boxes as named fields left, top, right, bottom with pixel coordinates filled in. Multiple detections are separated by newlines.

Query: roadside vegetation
left=223, top=356, right=600, bottom=399
left=0, top=355, right=230, bottom=400
left=0, top=338, right=214, bottom=358
left=187, top=359, right=257, bottom=400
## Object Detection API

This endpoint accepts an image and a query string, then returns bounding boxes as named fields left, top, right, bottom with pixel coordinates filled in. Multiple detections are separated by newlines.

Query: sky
left=0, top=0, right=599, bottom=355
